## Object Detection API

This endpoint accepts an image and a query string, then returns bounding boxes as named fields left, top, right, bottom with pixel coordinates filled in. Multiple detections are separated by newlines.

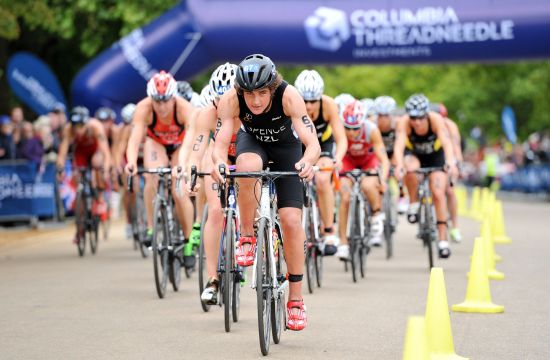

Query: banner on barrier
left=0, top=162, right=57, bottom=219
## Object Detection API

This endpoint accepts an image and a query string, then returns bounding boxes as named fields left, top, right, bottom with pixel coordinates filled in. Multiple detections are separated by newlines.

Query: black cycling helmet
left=405, top=94, right=430, bottom=117
left=95, top=107, right=116, bottom=122
left=235, top=54, right=277, bottom=91
left=177, top=81, right=194, bottom=101
left=70, top=106, right=90, bottom=125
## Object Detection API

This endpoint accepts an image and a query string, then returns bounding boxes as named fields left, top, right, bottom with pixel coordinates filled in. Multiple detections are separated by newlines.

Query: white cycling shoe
left=368, top=212, right=386, bottom=247
left=336, top=244, right=350, bottom=260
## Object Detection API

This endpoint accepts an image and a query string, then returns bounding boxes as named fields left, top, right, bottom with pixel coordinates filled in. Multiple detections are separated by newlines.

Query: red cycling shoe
left=235, top=236, right=256, bottom=267
left=286, top=299, right=307, bottom=331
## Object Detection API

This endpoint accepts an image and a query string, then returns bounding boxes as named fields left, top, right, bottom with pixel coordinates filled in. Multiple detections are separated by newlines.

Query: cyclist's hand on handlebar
left=394, top=164, right=404, bottom=182
left=124, top=163, right=137, bottom=176
left=379, top=180, right=388, bottom=194
left=212, top=161, right=227, bottom=184
left=296, top=160, right=314, bottom=182
left=445, top=163, right=459, bottom=181
left=334, top=159, right=343, bottom=172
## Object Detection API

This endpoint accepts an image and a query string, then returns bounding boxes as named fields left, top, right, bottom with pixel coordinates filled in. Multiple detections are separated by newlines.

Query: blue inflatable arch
left=71, top=0, right=550, bottom=114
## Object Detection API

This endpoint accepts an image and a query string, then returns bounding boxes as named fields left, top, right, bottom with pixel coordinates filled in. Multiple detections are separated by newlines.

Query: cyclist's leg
left=404, top=155, right=420, bottom=222
left=235, top=131, right=267, bottom=266
left=337, top=177, right=353, bottom=246
left=143, top=138, right=167, bottom=235
left=429, top=171, right=451, bottom=256
left=91, top=150, right=108, bottom=220
left=446, top=182, right=461, bottom=242
left=170, top=147, right=193, bottom=238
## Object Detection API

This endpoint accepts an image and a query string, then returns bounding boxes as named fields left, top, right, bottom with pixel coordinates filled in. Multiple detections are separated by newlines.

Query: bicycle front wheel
left=303, top=207, right=316, bottom=294
left=383, top=192, right=394, bottom=260
left=224, top=210, right=235, bottom=332
left=74, top=193, right=86, bottom=257
left=153, top=200, right=169, bottom=299
left=256, top=218, right=272, bottom=356
left=89, top=215, right=99, bottom=255
left=424, top=203, right=435, bottom=269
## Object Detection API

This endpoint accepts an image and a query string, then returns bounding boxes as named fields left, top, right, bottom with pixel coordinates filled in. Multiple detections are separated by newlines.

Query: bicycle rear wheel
left=198, top=205, right=210, bottom=312
left=136, top=193, right=149, bottom=258
left=153, top=200, right=169, bottom=299
left=224, top=210, right=235, bottom=332
left=271, top=223, right=285, bottom=345
left=256, top=218, right=272, bottom=356
left=303, top=207, right=316, bottom=294
left=75, top=193, right=86, bottom=257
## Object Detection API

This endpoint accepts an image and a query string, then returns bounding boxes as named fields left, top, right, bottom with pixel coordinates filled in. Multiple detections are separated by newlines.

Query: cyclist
left=116, top=103, right=138, bottom=239
left=124, top=71, right=195, bottom=249
left=211, top=54, right=320, bottom=331
left=360, top=98, right=376, bottom=121
left=373, top=96, right=408, bottom=214
left=56, top=106, right=112, bottom=243
left=294, top=69, right=347, bottom=255
left=177, top=63, right=238, bottom=304
left=393, top=94, right=458, bottom=258
left=435, top=103, right=464, bottom=243
left=336, top=100, right=389, bottom=258
left=334, top=93, right=355, bottom=119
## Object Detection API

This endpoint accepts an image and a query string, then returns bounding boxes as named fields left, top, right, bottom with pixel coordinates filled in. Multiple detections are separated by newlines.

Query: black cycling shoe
left=184, top=255, right=196, bottom=269
left=323, top=244, right=337, bottom=256
left=407, top=213, right=418, bottom=224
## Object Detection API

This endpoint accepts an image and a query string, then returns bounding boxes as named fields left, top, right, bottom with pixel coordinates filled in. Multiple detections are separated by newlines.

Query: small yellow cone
left=453, top=238, right=504, bottom=313
left=425, top=268, right=468, bottom=360
left=481, top=215, right=502, bottom=261
left=469, top=187, right=481, bottom=220
left=403, top=316, right=429, bottom=360
left=480, top=188, right=491, bottom=220
left=492, top=201, right=512, bottom=244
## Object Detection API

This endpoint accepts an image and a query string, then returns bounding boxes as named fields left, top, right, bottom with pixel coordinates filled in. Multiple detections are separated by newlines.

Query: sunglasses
left=304, top=100, right=319, bottom=104
left=410, top=115, right=427, bottom=121
left=151, top=94, right=173, bottom=102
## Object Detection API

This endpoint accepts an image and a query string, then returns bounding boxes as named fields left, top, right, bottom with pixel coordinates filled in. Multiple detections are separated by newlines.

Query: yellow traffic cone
left=492, top=201, right=512, bottom=244
left=480, top=188, right=491, bottom=220
left=469, top=187, right=481, bottom=220
left=481, top=220, right=505, bottom=280
left=425, top=268, right=468, bottom=360
left=453, top=238, right=504, bottom=313
left=403, top=316, right=429, bottom=360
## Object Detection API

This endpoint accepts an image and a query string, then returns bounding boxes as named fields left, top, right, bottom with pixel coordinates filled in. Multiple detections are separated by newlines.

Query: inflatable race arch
left=71, top=0, right=550, bottom=113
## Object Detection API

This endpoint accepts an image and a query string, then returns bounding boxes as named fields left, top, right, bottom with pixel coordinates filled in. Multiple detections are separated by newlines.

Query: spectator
left=0, top=115, right=16, bottom=160
left=16, top=121, right=44, bottom=167
left=48, top=104, right=66, bottom=152
left=10, top=106, right=25, bottom=145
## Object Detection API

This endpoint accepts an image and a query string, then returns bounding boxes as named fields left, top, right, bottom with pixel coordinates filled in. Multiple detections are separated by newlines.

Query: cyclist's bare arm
left=56, top=124, right=72, bottom=169
left=430, top=112, right=456, bottom=166
left=283, top=85, right=321, bottom=169
left=115, top=126, right=131, bottom=171
left=212, top=90, right=238, bottom=180
left=393, top=116, right=409, bottom=173
left=90, top=119, right=112, bottom=170
left=445, top=118, right=463, bottom=163
left=126, top=100, right=149, bottom=169
left=371, top=128, right=390, bottom=182
left=324, top=95, right=347, bottom=163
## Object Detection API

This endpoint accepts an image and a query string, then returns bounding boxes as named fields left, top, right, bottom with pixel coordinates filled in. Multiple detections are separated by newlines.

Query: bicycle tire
left=231, top=217, right=241, bottom=323
left=348, top=197, right=358, bottom=283
left=384, top=192, right=394, bottom=260
left=271, top=223, right=285, bottom=345
left=256, top=218, right=272, bottom=356
left=89, top=215, right=99, bottom=255
left=358, top=200, right=366, bottom=279
left=224, top=209, right=235, bottom=332
left=422, top=203, right=435, bottom=269
left=153, top=200, right=169, bottom=299
left=170, top=218, right=183, bottom=292
left=75, top=193, right=86, bottom=257
left=198, top=205, right=210, bottom=312
left=137, top=195, right=149, bottom=258
left=313, top=205, right=323, bottom=288
left=304, top=207, right=315, bottom=294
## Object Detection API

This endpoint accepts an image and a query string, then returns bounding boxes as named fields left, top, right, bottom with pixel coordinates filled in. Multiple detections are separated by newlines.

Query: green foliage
left=279, top=61, right=550, bottom=141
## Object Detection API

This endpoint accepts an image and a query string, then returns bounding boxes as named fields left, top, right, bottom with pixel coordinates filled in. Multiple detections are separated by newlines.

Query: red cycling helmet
left=342, top=100, right=365, bottom=129
left=439, top=103, right=448, bottom=118
left=147, top=71, right=177, bottom=101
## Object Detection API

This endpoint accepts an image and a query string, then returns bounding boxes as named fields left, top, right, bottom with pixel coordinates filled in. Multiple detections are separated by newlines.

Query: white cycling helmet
left=209, top=63, right=238, bottom=98
left=294, top=69, right=324, bottom=101
left=334, top=93, right=356, bottom=116
left=360, top=98, right=376, bottom=118
left=199, top=84, right=216, bottom=109
left=374, top=96, right=397, bottom=116
left=121, top=103, right=136, bottom=124
left=147, top=71, right=177, bottom=101
left=190, top=91, right=201, bottom=108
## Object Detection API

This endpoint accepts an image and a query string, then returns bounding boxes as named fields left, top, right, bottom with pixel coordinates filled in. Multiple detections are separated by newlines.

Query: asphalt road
left=1, top=199, right=549, bottom=359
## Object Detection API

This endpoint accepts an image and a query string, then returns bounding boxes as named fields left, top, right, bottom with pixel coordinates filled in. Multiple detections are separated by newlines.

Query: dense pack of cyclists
left=57, top=53, right=465, bottom=355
